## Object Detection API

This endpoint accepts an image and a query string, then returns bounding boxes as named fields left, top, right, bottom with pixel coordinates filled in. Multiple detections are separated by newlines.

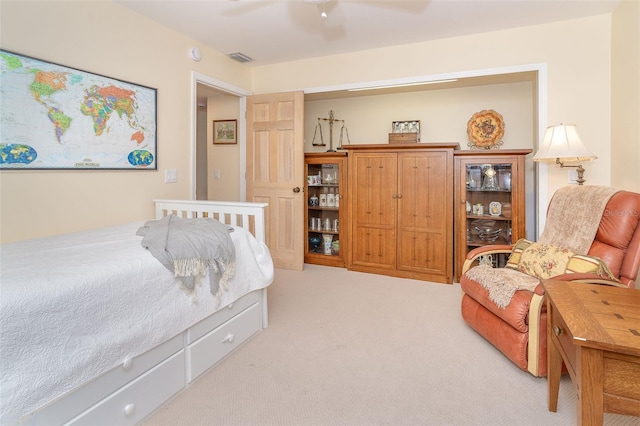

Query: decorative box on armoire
left=345, top=143, right=459, bottom=284
left=453, top=149, right=532, bottom=281
left=305, top=152, right=348, bottom=267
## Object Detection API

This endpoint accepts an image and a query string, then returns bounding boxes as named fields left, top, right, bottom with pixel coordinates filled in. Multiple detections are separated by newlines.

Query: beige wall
left=304, top=82, right=535, bottom=150
left=1, top=2, right=635, bottom=244
left=253, top=14, right=614, bottom=203
left=207, top=95, right=241, bottom=201
left=0, top=1, right=251, bottom=243
left=611, top=0, right=640, bottom=192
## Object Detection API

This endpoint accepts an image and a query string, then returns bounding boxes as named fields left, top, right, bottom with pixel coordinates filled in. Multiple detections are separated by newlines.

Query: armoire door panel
left=397, top=229, right=446, bottom=274
left=398, top=152, right=446, bottom=231
left=351, top=225, right=396, bottom=269
left=353, top=154, right=396, bottom=227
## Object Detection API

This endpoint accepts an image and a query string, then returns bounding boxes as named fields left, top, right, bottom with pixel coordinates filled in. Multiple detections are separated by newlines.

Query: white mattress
left=0, top=222, right=273, bottom=424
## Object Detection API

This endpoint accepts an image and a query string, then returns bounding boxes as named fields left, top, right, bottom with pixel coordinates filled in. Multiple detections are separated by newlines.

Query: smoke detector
left=190, top=47, right=202, bottom=62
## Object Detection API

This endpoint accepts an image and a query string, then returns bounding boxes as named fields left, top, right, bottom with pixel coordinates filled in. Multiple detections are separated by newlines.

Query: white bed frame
left=26, top=200, right=270, bottom=426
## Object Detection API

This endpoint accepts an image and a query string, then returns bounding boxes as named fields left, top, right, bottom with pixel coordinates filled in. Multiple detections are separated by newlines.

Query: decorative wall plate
left=467, top=109, right=505, bottom=149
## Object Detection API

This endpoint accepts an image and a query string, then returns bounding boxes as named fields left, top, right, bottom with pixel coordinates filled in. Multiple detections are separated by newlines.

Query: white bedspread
left=0, top=222, right=273, bottom=424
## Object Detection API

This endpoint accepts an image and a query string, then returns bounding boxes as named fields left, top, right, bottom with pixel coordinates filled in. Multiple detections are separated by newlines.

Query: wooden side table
left=544, top=280, right=640, bottom=424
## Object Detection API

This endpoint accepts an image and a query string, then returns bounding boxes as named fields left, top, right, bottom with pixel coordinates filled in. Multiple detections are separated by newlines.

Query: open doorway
left=195, top=85, right=209, bottom=200
left=191, top=72, right=250, bottom=201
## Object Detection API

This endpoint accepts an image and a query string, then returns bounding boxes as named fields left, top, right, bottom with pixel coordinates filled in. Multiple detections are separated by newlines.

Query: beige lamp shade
left=533, top=124, right=597, bottom=163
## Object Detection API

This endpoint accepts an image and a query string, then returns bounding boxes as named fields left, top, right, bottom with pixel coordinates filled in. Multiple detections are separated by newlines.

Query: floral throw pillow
left=505, top=238, right=533, bottom=271
left=515, top=242, right=575, bottom=279
left=503, top=238, right=620, bottom=282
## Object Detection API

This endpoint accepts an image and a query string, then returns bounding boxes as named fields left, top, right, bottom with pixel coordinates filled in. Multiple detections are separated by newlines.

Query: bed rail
left=154, top=199, right=268, bottom=244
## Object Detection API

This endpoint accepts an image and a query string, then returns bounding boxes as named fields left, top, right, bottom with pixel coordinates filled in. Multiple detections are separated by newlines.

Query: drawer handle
left=553, top=325, right=563, bottom=336
left=124, top=403, right=136, bottom=417
left=222, top=333, right=235, bottom=343
left=122, top=357, right=133, bottom=371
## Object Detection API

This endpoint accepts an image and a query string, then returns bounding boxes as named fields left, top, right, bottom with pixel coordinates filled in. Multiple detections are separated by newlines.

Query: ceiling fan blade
left=319, top=1, right=346, bottom=27
left=344, top=0, right=428, bottom=13
left=222, top=0, right=276, bottom=17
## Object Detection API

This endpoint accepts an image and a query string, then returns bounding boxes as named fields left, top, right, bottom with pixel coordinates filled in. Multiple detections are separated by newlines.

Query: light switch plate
left=165, top=169, right=177, bottom=183
left=567, top=169, right=578, bottom=183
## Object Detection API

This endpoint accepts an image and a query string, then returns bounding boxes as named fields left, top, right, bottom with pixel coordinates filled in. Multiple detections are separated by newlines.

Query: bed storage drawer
left=187, top=301, right=262, bottom=382
left=187, top=290, right=261, bottom=343
left=66, top=350, right=185, bottom=426
left=29, top=334, right=184, bottom=425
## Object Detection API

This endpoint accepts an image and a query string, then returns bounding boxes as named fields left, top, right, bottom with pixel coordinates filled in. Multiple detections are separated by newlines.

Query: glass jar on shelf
left=327, top=187, right=336, bottom=207
left=319, top=187, right=327, bottom=207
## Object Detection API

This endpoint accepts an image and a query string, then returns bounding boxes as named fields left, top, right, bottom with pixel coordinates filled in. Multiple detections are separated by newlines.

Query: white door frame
left=190, top=72, right=251, bottom=201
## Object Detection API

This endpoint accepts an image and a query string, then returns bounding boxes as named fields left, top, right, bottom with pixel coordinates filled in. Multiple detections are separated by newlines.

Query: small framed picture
left=213, top=119, right=237, bottom=144
left=489, top=201, right=502, bottom=216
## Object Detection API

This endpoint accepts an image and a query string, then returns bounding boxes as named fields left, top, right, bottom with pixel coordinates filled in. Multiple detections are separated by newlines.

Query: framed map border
left=0, top=49, right=158, bottom=170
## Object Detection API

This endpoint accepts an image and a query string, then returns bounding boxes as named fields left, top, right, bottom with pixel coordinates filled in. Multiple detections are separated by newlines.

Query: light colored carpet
left=142, top=264, right=639, bottom=426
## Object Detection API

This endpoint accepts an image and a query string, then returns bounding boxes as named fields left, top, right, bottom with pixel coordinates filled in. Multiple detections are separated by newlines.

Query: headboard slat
left=154, top=200, right=268, bottom=244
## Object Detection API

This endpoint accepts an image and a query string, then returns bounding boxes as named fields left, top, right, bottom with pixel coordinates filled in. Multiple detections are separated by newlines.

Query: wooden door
left=246, top=91, right=304, bottom=270
left=397, top=151, right=451, bottom=281
left=349, top=152, right=397, bottom=271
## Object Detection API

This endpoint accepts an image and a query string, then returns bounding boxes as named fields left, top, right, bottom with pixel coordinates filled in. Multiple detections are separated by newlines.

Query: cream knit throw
left=539, top=185, right=618, bottom=255
left=465, top=264, right=540, bottom=309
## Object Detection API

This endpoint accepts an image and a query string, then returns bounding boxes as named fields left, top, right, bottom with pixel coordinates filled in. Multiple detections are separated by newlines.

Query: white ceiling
left=115, top=0, right=620, bottom=67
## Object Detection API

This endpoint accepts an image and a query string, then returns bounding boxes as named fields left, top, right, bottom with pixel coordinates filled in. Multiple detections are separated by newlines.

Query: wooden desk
left=545, top=280, right=640, bottom=424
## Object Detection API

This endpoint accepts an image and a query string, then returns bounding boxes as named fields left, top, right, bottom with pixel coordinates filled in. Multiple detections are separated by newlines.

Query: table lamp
left=532, top=124, right=597, bottom=185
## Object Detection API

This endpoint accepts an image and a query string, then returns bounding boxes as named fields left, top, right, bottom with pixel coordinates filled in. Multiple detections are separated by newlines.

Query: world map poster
left=0, top=50, right=157, bottom=169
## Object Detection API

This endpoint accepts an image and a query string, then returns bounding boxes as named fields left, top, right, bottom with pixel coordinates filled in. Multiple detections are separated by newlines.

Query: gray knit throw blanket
left=137, top=215, right=236, bottom=305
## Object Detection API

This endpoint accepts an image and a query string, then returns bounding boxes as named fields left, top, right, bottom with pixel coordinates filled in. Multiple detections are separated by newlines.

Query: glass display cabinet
left=453, top=149, right=531, bottom=281
left=305, top=152, right=347, bottom=267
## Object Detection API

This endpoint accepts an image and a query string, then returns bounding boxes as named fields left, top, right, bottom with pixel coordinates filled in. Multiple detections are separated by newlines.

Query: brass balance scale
left=311, top=110, right=350, bottom=151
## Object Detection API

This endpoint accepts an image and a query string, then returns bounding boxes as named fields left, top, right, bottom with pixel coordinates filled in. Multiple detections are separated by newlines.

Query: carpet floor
left=142, top=264, right=639, bottom=426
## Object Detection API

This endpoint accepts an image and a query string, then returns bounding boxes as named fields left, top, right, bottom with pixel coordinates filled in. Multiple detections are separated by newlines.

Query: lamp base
left=575, top=164, right=586, bottom=185
left=557, top=159, right=586, bottom=185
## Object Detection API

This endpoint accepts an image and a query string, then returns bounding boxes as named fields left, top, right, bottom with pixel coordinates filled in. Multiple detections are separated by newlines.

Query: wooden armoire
left=345, top=143, right=459, bottom=284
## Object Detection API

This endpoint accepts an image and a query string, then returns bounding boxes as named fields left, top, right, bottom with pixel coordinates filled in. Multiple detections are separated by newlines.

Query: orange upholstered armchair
left=460, top=186, right=640, bottom=377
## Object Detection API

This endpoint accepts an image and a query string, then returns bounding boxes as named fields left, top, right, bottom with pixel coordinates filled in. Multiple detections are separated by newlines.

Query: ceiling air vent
left=227, top=52, right=253, bottom=63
